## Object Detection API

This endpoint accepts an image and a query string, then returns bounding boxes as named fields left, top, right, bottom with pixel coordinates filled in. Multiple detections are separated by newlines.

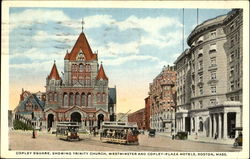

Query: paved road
left=9, top=130, right=241, bottom=152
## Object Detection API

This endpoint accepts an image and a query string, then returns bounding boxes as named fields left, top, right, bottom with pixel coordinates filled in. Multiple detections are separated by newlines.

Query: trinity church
left=14, top=31, right=116, bottom=130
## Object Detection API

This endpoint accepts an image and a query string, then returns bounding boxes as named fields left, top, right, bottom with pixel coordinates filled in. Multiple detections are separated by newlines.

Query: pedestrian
left=32, top=129, right=36, bottom=139
left=214, top=133, right=218, bottom=139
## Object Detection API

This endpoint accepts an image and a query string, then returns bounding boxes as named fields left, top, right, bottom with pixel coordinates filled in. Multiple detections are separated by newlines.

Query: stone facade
left=174, top=49, right=191, bottom=133
left=144, top=96, right=151, bottom=130
left=149, top=65, right=176, bottom=133
left=175, top=9, right=243, bottom=139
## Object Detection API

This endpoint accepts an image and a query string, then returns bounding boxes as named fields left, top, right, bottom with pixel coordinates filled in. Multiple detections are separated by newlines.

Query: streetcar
left=100, top=121, right=139, bottom=145
left=56, top=122, right=80, bottom=141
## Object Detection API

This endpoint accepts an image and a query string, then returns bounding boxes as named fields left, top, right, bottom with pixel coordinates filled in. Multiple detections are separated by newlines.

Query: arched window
left=54, top=93, right=57, bottom=102
left=49, top=93, right=53, bottom=102
left=79, top=63, right=84, bottom=72
left=97, top=93, right=101, bottom=102
left=199, top=121, right=203, bottom=131
left=87, top=94, right=92, bottom=107
left=81, top=93, right=86, bottom=106
left=63, top=93, right=68, bottom=106
left=75, top=93, right=80, bottom=106
left=69, top=93, right=74, bottom=106
left=102, top=93, right=106, bottom=103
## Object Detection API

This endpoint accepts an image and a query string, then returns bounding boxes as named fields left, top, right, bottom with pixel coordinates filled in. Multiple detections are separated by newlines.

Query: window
left=230, top=37, right=234, bottom=48
left=197, top=36, right=204, bottom=44
left=210, top=57, right=216, bottom=67
left=210, top=99, right=217, bottom=106
left=236, top=79, right=240, bottom=88
left=198, top=47, right=203, bottom=57
left=199, top=100, right=203, bottom=108
left=230, top=66, right=234, bottom=77
left=199, top=121, right=203, bottom=131
left=230, top=81, right=234, bottom=91
left=230, top=23, right=235, bottom=32
left=230, top=51, right=235, bottom=62
left=210, top=30, right=216, bottom=38
left=209, top=43, right=217, bottom=52
left=198, top=60, right=203, bottom=70
left=79, top=64, right=84, bottom=72
left=102, top=93, right=106, bottom=102
left=97, top=93, right=101, bottom=102
left=211, top=71, right=216, bottom=80
left=198, top=73, right=203, bottom=83
left=199, top=85, right=203, bottom=95
left=211, top=85, right=216, bottom=94
left=230, top=96, right=234, bottom=101
left=235, top=96, right=239, bottom=101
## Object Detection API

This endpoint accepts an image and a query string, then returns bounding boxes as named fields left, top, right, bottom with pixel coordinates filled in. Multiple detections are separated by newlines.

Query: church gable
left=68, top=33, right=97, bottom=61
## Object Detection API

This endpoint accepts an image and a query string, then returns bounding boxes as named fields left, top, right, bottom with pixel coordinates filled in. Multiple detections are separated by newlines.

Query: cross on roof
left=81, top=18, right=85, bottom=32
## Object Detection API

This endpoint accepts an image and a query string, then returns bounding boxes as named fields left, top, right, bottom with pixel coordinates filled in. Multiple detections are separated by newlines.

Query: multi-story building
left=144, top=96, right=151, bottom=130
left=128, top=108, right=145, bottom=130
left=149, top=65, right=176, bottom=133
left=175, top=9, right=242, bottom=139
left=14, top=31, right=116, bottom=130
left=174, top=49, right=191, bottom=133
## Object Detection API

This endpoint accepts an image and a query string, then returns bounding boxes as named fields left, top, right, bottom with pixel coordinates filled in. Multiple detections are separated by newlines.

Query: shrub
left=13, top=119, right=33, bottom=130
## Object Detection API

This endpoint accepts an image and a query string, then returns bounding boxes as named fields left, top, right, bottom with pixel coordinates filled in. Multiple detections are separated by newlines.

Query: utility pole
left=117, top=109, right=131, bottom=122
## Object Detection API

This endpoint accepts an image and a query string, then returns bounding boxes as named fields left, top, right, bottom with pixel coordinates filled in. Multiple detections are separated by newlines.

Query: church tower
left=45, top=61, right=62, bottom=109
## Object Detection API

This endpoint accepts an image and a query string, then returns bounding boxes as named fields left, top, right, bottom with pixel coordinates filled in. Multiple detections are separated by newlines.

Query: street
left=9, top=130, right=241, bottom=152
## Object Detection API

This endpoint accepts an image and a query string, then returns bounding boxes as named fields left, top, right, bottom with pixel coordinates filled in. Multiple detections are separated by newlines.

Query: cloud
left=10, top=9, right=70, bottom=31
left=116, top=15, right=182, bottom=35
left=102, top=55, right=160, bottom=66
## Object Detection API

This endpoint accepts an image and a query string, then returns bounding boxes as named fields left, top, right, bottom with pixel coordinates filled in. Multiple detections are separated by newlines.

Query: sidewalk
left=157, top=132, right=235, bottom=145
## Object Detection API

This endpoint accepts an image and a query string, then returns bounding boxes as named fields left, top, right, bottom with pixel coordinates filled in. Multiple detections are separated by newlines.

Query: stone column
left=235, top=112, right=241, bottom=136
left=213, top=114, right=217, bottom=137
left=190, top=117, right=193, bottom=135
left=223, top=112, right=228, bottom=139
left=218, top=113, right=222, bottom=139
left=183, top=117, right=186, bottom=132
left=209, top=114, right=212, bottom=138
left=195, top=116, right=198, bottom=133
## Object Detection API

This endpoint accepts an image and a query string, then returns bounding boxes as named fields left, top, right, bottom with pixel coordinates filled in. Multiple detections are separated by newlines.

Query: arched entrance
left=71, top=112, right=81, bottom=122
left=97, top=114, right=104, bottom=129
left=47, top=114, right=54, bottom=129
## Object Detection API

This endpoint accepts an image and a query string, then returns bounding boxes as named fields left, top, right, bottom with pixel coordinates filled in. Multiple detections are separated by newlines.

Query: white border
left=1, top=1, right=249, bottom=158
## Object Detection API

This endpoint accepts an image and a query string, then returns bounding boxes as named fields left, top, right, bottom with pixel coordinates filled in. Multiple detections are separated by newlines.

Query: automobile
left=148, top=129, right=156, bottom=137
left=175, top=131, right=188, bottom=140
left=139, top=130, right=145, bottom=135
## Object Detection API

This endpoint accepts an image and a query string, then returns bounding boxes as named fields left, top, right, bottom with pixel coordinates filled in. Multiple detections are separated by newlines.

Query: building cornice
left=187, top=9, right=242, bottom=47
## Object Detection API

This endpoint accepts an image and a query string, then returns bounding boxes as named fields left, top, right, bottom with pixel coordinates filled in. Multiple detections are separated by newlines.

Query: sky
left=9, top=8, right=230, bottom=113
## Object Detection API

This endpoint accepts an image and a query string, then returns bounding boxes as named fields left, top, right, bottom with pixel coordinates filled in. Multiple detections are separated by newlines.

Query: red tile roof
left=48, top=63, right=61, bottom=80
left=96, top=64, right=108, bottom=80
left=67, top=32, right=97, bottom=61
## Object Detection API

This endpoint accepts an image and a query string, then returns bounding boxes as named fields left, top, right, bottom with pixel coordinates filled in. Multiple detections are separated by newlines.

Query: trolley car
left=100, top=121, right=139, bottom=145
left=56, top=122, right=80, bottom=141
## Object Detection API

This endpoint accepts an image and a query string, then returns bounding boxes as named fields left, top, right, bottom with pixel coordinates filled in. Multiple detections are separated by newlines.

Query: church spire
left=48, top=61, right=61, bottom=80
left=96, top=63, right=108, bottom=80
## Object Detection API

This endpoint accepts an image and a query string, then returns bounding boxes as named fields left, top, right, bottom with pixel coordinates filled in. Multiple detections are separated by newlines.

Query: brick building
left=149, top=65, right=177, bottom=133
left=128, top=108, right=145, bottom=130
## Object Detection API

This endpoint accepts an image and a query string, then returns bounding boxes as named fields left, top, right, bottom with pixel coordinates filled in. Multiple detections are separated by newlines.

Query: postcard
left=1, top=1, right=249, bottom=158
